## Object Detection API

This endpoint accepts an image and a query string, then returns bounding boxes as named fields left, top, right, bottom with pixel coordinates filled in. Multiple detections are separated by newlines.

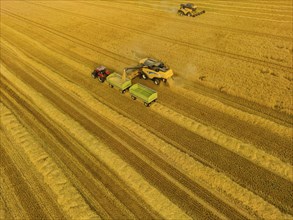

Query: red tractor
left=91, top=66, right=111, bottom=82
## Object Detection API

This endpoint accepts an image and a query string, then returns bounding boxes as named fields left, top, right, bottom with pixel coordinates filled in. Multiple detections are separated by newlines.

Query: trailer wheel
left=144, top=102, right=150, bottom=107
left=187, top=12, right=192, bottom=16
left=153, top=78, right=161, bottom=85
left=162, top=79, right=167, bottom=83
left=109, top=84, right=114, bottom=88
left=131, top=95, right=136, bottom=100
left=121, top=90, right=126, bottom=94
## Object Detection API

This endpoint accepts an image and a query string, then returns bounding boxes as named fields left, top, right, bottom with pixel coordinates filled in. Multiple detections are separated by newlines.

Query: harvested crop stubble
left=0, top=103, right=100, bottom=220
left=1, top=65, right=190, bottom=220
left=1, top=0, right=292, bottom=218
left=2, top=56, right=289, bottom=218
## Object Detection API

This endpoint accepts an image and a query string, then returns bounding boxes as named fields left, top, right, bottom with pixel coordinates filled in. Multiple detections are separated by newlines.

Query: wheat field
left=1, top=0, right=292, bottom=219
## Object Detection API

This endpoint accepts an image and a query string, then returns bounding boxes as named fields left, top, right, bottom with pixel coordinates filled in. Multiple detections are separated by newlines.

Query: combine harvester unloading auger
left=177, top=3, right=205, bottom=17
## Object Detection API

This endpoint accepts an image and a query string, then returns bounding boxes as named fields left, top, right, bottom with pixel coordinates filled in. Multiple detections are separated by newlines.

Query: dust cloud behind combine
left=1, top=0, right=292, bottom=219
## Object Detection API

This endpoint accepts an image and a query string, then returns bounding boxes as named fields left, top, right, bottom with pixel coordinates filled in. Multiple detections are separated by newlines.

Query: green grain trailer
left=106, top=72, right=132, bottom=94
left=129, top=83, right=158, bottom=107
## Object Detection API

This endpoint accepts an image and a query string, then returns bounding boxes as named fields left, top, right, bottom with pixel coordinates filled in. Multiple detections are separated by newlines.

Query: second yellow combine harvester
left=177, top=3, right=205, bottom=17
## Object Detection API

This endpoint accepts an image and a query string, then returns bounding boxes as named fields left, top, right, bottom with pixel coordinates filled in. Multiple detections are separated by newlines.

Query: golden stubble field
left=0, top=0, right=292, bottom=219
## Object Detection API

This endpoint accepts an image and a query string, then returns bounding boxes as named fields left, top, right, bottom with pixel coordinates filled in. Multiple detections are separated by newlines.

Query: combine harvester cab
left=129, top=83, right=158, bottom=107
left=106, top=72, right=132, bottom=94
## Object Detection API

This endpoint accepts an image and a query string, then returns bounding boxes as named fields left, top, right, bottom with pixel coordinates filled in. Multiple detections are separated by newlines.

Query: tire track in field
left=1, top=63, right=195, bottom=219
left=124, top=0, right=293, bottom=13
left=1, top=103, right=100, bottom=220
left=0, top=136, right=30, bottom=220
left=4, top=32, right=290, bottom=215
left=1, top=79, right=161, bottom=220
left=0, top=71, right=253, bottom=219
left=0, top=133, right=65, bottom=220
left=2, top=17, right=291, bottom=181
left=199, top=2, right=293, bottom=15
left=0, top=192, right=10, bottom=220
left=111, top=0, right=293, bottom=22
left=80, top=1, right=293, bottom=41
left=0, top=40, right=253, bottom=219
left=2, top=0, right=292, bottom=217
left=0, top=41, right=230, bottom=219
left=138, top=0, right=293, bottom=18
left=0, top=142, right=49, bottom=219
left=1, top=38, right=290, bottom=217
left=1, top=82, right=158, bottom=220
left=152, top=103, right=293, bottom=182
left=158, top=87, right=292, bottom=163
left=147, top=0, right=293, bottom=10
left=206, top=10, right=293, bottom=23
left=2, top=9, right=291, bottom=126
left=2, top=19, right=290, bottom=163
left=193, top=0, right=293, bottom=8
left=0, top=9, right=132, bottom=65
left=4, top=4, right=292, bottom=167
left=20, top=3, right=293, bottom=71
left=1, top=15, right=291, bottom=165
left=0, top=180, right=12, bottom=220
left=152, top=0, right=293, bottom=12
left=6, top=3, right=291, bottom=111
left=1, top=80, right=201, bottom=218
left=182, top=2, right=293, bottom=18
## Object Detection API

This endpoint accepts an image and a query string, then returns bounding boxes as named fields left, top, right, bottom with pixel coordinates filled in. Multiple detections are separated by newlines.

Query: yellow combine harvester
left=177, top=3, right=205, bottom=17
left=123, top=58, right=173, bottom=85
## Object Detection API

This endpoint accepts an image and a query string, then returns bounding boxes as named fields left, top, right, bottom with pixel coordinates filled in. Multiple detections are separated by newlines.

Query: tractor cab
left=91, top=66, right=111, bottom=82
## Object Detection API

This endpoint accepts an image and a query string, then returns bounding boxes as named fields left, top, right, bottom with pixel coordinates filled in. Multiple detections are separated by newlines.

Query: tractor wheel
left=144, top=102, right=150, bottom=107
left=98, top=76, right=104, bottom=83
left=153, top=78, right=161, bottom=85
left=187, top=12, right=192, bottom=16
left=121, top=90, right=126, bottom=94
left=109, top=84, right=114, bottom=88
left=162, top=78, right=167, bottom=83
left=131, top=95, right=136, bottom=100
left=142, top=73, right=147, bottom=80
left=91, top=72, right=97, bottom=78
